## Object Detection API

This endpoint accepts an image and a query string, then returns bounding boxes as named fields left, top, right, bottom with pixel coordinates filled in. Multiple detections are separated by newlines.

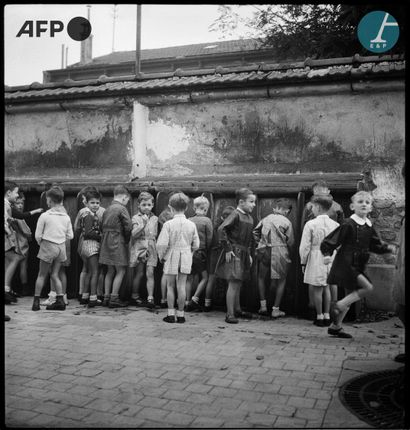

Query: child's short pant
left=37, top=240, right=67, bottom=264
left=191, top=249, right=207, bottom=274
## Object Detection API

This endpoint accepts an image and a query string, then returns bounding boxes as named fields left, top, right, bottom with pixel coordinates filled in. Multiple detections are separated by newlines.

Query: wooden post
left=135, top=4, right=141, bottom=77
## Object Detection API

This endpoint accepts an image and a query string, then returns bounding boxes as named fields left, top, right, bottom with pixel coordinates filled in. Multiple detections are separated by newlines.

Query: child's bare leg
left=111, top=265, right=126, bottom=296
left=104, top=265, right=115, bottom=302
left=308, top=285, right=315, bottom=309
left=176, top=274, right=188, bottom=312
left=97, top=265, right=105, bottom=298
left=312, top=285, right=323, bottom=318
left=32, top=260, right=51, bottom=310
left=160, top=272, right=167, bottom=306
left=131, top=263, right=144, bottom=302
left=166, top=275, right=176, bottom=309
left=185, top=274, right=194, bottom=304
left=273, top=278, right=286, bottom=308
left=146, top=266, right=155, bottom=304
left=323, top=285, right=331, bottom=315
left=5, top=251, right=23, bottom=289
left=19, top=256, right=28, bottom=285
left=88, top=255, right=99, bottom=297
left=257, top=262, right=269, bottom=313
left=329, top=284, right=338, bottom=304
left=59, top=267, right=67, bottom=295
left=50, top=261, right=63, bottom=296
left=331, top=275, right=372, bottom=330
left=204, top=273, right=216, bottom=308
left=193, top=270, right=208, bottom=302
left=226, top=280, right=241, bottom=318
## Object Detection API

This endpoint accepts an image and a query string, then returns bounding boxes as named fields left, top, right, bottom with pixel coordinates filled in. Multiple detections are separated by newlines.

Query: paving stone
left=295, top=407, right=326, bottom=420
left=238, top=400, right=269, bottom=413
left=287, top=395, right=316, bottom=409
left=184, top=392, right=216, bottom=404
left=275, top=416, right=308, bottom=428
left=5, top=409, right=39, bottom=425
left=137, top=407, right=169, bottom=421
left=191, top=416, right=225, bottom=427
left=138, top=396, right=169, bottom=409
left=164, top=411, right=195, bottom=426
left=246, top=412, right=277, bottom=426
left=161, top=389, right=190, bottom=401
left=279, top=385, right=307, bottom=396
left=58, top=406, right=94, bottom=421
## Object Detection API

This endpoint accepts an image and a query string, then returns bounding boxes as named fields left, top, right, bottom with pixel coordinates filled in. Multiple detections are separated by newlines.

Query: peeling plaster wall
left=5, top=106, right=133, bottom=178
left=147, top=92, right=404, bottom=178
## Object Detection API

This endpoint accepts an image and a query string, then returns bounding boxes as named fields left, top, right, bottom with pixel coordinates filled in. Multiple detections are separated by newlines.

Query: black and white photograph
left=4, top=3, right=406, bottom=428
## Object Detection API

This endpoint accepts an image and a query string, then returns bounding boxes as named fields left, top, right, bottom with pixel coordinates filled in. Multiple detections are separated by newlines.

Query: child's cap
left=311, top=195, right=333, bottom=212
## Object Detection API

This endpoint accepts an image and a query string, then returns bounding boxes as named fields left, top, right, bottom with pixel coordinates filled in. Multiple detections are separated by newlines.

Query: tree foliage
left=210, top=4, right=406, bottom=59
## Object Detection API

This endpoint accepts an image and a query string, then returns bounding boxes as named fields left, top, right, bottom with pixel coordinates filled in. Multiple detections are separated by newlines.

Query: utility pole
left=112, top=4, right=118, bottom=52
left=61, top=44, right=65, bottom=68
left=135, top=4, right=141, bottom=77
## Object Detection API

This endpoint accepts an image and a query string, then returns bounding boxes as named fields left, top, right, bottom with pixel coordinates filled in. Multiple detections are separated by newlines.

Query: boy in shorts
left=32, top=186, right=73, bottom=311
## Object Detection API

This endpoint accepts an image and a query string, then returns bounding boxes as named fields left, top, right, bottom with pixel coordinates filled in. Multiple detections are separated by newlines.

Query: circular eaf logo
left=357, top=11, right=399, bottom=53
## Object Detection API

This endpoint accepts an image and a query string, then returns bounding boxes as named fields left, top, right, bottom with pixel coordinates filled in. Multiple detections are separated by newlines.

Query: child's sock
left=205, top=299, right=211, bottom=307
left=192, top=296, right=199, bottom=304
left=167, top=308, right=176, bottom=317
left=5, top=286, right=11, bottom=292
left=49, top=291, right=57, bottom=298
left=176, top=310, right=185, bottom=318
left=323, top=313, right=330, bottom=319
left=90, top=295, right=97, bottom=301
left=317, top=314, right=324, bottom=320
left=338, top=291, right=361, bottom=309
left=260, top=300, right=267, bottom=311
left=81, top=293, right=90, bottom=300
left=161, top=298, right=167, bottom=304
left=110, top=294, right=119, bottom=300
left=147, top=295, right=154, bottom=302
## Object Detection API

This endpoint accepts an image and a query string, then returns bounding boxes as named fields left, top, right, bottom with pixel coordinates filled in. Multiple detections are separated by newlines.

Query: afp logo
left=16, top=16, right=91, bottom=41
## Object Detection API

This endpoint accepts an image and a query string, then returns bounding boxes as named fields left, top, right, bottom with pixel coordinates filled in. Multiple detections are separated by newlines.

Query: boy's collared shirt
left=131, top=211, right=158, bottom=241
left=350, top=213, right=372, bottom=227
left=35, top=205, right=73, bottom=245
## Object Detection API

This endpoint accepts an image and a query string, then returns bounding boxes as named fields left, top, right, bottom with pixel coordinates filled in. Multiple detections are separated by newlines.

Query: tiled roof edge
left=5, top=54, right=404, bottom=93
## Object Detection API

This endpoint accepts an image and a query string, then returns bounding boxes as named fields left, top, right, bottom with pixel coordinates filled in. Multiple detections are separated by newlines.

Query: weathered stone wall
left=146, top=92, right=404, bottom=176
left=5, top=105, right=133, bottom=178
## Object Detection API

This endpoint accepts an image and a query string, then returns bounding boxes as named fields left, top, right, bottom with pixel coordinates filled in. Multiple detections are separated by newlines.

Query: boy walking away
left=216, top=188, right=256, bottom=324
left=129, top=192, right=159, bottom=309
left=301, top=180, right=344, bottom=319
left=157, top=192, right=199, bottom=323
left=299, top=196, right=339, bottom=327
left=186, top=195, right=213, bottom=312
left=203, top=205, right=235, bottom=312
left=321, top=191, right=395, bottom=338
left=253, top=198, right=294, bottom=319
left=32, top=186, right=74, bottom=311
left=99, top=185, right=132, bottom=308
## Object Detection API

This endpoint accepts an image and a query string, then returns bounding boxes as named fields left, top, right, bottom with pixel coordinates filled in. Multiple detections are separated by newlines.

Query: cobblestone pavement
left=5, top=298, right=404, bottom=428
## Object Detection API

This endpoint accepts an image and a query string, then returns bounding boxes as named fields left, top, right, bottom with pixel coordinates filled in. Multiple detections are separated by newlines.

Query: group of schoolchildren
left=4, top=179, right=395, bottom=339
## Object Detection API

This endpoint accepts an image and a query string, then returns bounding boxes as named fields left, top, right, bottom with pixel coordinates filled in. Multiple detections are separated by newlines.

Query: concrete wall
left=5, top=104, right=133, bottom=178
left=146, top=92, right=404, bottom=176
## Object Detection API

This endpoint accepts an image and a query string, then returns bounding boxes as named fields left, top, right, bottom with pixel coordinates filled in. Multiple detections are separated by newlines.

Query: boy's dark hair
left=46, top=186, right=64, bottom=204
left=17, top=191, right=25, bottom=200
left=4, top=181, right=18, bottom=195
left=169, top=192, right=190, bottom=211
left=80, top=186, right=98, bottom=196
left=274, top=198, right=292, bottom=211
left=311, top=195, right=332, bottom=212
left=138, top=191, right=154, bottom=204
left=114, top=185, right=130, bottom=197
left=312, top=180, right=329, bottom=191
left=84, top=190, right=101, bottom=202
left=235, top=188, right=254, bottom=204
left=222, top=206, right=235, bottom=219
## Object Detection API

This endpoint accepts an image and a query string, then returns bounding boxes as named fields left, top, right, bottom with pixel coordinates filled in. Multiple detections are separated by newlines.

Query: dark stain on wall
left=5, top=125, right=132, bottom=177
